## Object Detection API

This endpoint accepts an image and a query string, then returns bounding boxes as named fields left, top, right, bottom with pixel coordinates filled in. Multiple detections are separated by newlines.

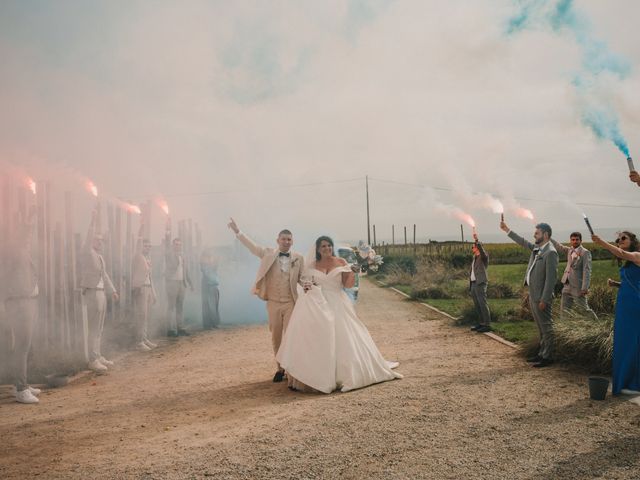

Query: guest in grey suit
left=80, top=210, right=119, bottom=373
left=2, top=207, right=41, bottom=403
left=469, top=232, right=492, bottom=333
left=551, top=232, right=598, bottom=320
left=164, top=221, right=193, bottom=337
left=501, top=220, right=559, bottom=367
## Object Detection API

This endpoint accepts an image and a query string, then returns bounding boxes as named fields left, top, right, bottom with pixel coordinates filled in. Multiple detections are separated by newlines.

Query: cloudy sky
left=1, top=0, right=639, bottom=247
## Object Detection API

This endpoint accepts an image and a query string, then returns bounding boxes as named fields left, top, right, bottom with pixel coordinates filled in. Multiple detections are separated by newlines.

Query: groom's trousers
left=266, top=300, right=294, bottom=369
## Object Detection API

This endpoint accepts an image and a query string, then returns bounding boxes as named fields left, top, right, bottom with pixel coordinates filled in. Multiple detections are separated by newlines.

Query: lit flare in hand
left=157, top=199, right=170, bottom=216
left=86, top=180, right=98, bottom=197
left=126, top=203, right=142, bottom=215
left=27, top=177, right=37, bottom=195
left=454, top=209, right=476, bottom=228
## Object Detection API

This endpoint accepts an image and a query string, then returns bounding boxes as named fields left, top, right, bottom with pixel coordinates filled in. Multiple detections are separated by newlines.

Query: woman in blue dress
left=592, top=231, right=640, bottom=395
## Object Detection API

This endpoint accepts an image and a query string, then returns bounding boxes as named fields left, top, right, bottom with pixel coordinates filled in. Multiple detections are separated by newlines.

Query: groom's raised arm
left=228, top=217, right=267, bottom=258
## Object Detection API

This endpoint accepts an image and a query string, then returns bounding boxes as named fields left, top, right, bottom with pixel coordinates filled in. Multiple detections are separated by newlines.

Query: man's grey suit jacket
left=508, top=231, right=559, bottom=304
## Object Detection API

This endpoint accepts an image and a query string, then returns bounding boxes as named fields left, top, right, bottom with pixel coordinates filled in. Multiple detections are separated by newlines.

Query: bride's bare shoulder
left=336, top=257, right=347, bottom=266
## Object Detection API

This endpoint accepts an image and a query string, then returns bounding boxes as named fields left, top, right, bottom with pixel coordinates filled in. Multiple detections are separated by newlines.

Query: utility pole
left=460, top=224, right=464, bottom=243
left=365, top=175, right=371, bottom=245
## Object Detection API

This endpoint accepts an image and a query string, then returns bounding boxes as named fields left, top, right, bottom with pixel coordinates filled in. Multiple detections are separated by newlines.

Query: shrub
left=448, top=252, right=472, bottom=269
left=554, top=314, right=613, bottom=373
left=411, top=286, right=452, bottom=300
left=486, top=282, right=516, bottom=299
left=384, top=264, right=414, bottom=286
left=455, top=300, right=479, bottom=326
left=588, top=285, right=617, bottom=315
left=379, top=255, right=417, bottom=275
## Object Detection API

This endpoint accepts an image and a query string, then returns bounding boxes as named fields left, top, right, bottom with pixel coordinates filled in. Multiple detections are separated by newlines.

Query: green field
left=380, top=259, right=621, bottom=344
left=491, top=259, right=620, bottom=288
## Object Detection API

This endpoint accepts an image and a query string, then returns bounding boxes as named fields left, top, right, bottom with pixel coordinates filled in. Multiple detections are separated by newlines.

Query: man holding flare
left=500, top=217, right=558, bottom=368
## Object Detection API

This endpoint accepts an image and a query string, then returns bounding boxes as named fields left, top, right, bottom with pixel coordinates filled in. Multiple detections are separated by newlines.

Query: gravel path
left=1, top=279, right=639, bottom=479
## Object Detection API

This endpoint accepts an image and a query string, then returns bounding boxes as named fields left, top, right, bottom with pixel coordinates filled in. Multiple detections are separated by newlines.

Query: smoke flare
left=157, top=199, right=170, bottom=216
left=27, top=177, right=37, bottom=195
left=86, top=180, right=98, bottom=197
left=506, top=0, right=631, bottom=156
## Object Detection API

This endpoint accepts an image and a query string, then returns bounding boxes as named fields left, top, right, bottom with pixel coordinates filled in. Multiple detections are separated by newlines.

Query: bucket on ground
left=588, top=376, right=609, bottom=401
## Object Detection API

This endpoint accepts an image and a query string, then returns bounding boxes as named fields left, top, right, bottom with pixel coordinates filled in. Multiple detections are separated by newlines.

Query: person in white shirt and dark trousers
left=469, top=232, right=491, bottom=333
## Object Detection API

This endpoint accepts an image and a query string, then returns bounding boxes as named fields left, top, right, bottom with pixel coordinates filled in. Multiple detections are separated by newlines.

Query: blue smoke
left=506, top=0, right=631, bottom=156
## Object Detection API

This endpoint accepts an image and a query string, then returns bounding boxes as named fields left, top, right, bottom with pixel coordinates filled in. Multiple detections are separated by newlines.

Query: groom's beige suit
left=236, top=232, right=304, bottom=369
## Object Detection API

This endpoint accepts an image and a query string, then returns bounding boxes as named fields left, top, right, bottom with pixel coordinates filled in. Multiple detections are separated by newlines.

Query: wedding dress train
left=276, top=265, right=401, bottom=393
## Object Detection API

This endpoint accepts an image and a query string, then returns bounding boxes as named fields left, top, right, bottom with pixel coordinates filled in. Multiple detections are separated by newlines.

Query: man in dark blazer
left=501, top=220, right=559, bottom=367
left=469, top=232, right=491, bottom=333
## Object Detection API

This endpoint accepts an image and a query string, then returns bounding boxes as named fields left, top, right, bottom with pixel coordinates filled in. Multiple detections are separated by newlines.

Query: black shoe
left=177, top=329, right=190, bottom=336
left=273, top=370, right=285, bottom=383
left=526, top=355, right=542, bottom=363
left=470, top=324, right=482, bottom=331
left=167, top=330, right=178, bottom=337
left=475, top=325, right=492, bottom=333
left=532, top=358, right=554, bottom=368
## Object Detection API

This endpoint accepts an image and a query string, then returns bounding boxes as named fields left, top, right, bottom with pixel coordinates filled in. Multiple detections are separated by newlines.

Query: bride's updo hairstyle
left=315, top=236, right=335, bottom=261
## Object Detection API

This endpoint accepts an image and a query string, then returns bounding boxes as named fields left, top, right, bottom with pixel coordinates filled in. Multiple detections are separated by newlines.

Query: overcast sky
left=1, top=0, right=639, bottom=247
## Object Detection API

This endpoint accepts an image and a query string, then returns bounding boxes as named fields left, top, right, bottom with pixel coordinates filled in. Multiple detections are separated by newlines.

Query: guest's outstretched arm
left=550, top=238, right=569, bottom=256
left=592, top=234, right=640, bottom=265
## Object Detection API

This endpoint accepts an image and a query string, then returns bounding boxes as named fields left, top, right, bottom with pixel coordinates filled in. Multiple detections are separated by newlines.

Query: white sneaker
left=143, top=339, right=157, bottom=349
left=99, top=356, right=115, bottom=367
left=11, top=386, right=41, bottom=396
left=621, top=389, right=640, bottom=395
left=137, top=342, right=151, bottom=352
left=15, top=389, right=39, bottom=404
left=88, top=359, right=108, bottom=373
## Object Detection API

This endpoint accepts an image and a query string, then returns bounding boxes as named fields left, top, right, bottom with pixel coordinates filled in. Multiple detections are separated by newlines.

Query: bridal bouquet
left=356, top=241, right=384, bottom=273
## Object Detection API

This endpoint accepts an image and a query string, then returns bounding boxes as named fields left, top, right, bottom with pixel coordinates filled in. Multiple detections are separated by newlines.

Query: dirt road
left=1, top=279, right=639, bottom=479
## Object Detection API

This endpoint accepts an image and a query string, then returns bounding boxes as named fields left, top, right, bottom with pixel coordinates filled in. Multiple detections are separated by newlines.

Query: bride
left=276, top=236, right=402, bottom=393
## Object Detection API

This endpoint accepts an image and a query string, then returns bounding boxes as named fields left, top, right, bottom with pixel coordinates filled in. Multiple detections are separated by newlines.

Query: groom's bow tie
left=279, top=252, right=290, bottom=257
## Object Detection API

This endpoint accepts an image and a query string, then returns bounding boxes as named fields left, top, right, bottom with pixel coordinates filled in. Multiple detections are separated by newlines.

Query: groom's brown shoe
left=273, top=370, right=285, bottom=383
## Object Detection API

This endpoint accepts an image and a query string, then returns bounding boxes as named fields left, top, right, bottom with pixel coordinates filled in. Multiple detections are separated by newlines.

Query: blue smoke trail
left=506, top=0, right=631, bottom=157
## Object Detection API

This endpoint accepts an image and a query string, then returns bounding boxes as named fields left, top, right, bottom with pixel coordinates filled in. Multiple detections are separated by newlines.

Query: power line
left=368, top=177, right=640, bottom=210
left=123, top=175, right=640, bottom=210
left=124, top=177, right=364, bottom=199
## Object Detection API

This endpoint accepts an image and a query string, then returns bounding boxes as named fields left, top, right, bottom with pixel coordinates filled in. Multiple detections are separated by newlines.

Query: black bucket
left=588, top=377, right=609, bottom=401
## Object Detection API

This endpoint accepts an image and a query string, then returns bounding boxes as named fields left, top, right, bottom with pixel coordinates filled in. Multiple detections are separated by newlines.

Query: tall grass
left=520, top=305, right=614, bottom=373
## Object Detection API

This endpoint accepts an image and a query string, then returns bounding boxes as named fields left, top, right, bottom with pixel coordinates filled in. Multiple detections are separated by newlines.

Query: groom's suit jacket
left=236, top=232, right=304, bottom=302
left=508, top=230, right=559, bottom=304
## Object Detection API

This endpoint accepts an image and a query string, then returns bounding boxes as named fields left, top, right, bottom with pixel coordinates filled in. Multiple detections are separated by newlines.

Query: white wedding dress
left=276, top=264, right=402, bottom=393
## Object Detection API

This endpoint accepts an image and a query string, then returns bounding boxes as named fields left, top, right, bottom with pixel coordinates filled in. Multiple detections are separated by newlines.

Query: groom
left=228, top=218, right=305, bottom=382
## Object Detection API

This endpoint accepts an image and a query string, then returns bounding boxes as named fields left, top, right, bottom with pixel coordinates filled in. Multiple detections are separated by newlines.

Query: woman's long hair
left=315, top=236, right=335, bottom=261
left=615, top=231, right=639, bottom=267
